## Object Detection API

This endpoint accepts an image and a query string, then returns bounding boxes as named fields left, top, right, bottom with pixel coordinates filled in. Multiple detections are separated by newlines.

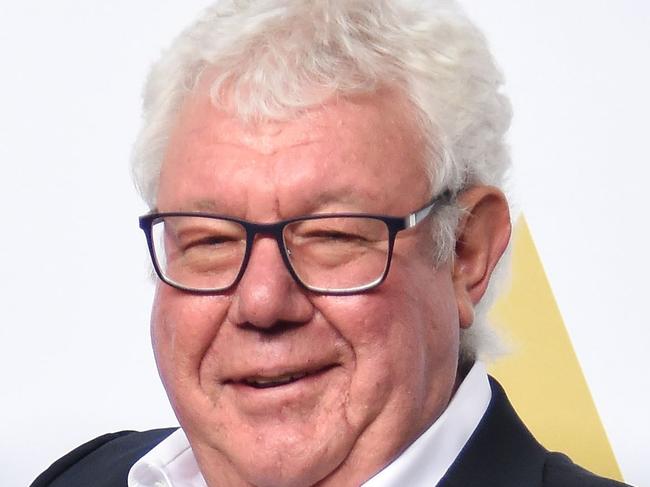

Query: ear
left=453, top=186, right=511, bottom=329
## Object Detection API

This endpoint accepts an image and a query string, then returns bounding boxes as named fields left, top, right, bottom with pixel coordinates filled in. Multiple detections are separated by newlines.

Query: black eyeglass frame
left=139, top=191, right=452, bottom=296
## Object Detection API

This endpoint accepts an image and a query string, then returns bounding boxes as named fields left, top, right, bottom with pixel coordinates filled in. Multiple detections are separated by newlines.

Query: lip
left=225, top=363, right=338, bottom=389
left=220, top=363, right=341, bottom=412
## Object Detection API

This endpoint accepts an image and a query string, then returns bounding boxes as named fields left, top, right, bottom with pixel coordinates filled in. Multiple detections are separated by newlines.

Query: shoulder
left=543, top=452, right=632, bottom=487
left=30, top=428, right=177, bottom=487
left=440, top=376, right=632, bottom=487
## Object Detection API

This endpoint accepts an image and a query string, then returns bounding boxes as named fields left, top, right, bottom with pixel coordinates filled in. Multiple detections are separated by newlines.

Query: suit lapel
left=437, top=377, right=547, bottom=487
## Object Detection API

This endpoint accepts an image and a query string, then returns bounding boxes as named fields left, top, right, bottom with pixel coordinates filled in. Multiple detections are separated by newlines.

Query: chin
left=206, top=428, right=352, bottom=487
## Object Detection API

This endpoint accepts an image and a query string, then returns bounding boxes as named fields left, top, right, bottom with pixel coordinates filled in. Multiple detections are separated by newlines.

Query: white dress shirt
left=128, top=361, right=491, bottom=487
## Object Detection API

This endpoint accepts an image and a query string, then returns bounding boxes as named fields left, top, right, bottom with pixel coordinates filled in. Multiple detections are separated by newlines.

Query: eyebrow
left=188, top=199, right=223, bottom=212
left=152, top=199, right=225, bottom=214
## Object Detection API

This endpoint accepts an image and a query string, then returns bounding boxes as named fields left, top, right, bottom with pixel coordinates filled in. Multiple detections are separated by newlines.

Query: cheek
left=312, top=288, right=436, bottom=408
left=329, top=271, right=457, bottom=363
left=151, top=286, right=230, bottom=394
left=322, top=265, right=460, bottom=417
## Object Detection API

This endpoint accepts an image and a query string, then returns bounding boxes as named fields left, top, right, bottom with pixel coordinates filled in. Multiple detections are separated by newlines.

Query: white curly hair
left=131, top=0, right=513, bottom=363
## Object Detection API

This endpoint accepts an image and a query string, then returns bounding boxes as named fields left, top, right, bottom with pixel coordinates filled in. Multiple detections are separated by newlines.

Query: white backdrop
left=1, top=1, right=648, bottom=486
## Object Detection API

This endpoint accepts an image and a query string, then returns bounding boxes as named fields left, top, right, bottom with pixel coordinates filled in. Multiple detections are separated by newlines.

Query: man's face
left=152, top=88, right=463, bottom=487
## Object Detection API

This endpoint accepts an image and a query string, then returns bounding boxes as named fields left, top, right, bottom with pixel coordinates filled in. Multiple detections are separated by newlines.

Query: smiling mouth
left=234, top=365, right=336, bottom=390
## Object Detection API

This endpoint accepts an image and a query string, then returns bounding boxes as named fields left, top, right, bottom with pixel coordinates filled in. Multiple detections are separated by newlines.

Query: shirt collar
left=128, top=361, right=490, bottom=487
left=128, top=428, right=206, bottom=487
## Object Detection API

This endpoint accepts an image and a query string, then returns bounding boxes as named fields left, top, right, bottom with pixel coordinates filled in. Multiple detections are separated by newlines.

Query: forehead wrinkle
left=205, top=138, right=320, bottom=158
left=183, top=99, right=327, bottom=158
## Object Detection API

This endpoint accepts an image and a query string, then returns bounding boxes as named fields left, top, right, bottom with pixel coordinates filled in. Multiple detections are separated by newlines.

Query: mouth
left=229, top=364, right=337, bottom=390
left=243, top=372, right=310, bottom=389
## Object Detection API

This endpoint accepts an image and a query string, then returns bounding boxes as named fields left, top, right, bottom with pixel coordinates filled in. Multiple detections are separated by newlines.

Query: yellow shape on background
left=488, top=217, right=623, bottom=481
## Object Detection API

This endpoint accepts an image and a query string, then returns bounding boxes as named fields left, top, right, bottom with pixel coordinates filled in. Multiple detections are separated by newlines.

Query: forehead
left=158, top=85, right=431, bottom=215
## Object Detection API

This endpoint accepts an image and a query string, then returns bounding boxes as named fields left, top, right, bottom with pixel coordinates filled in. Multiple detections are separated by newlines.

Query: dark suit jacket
left=31, top=378, right=631, bottom=486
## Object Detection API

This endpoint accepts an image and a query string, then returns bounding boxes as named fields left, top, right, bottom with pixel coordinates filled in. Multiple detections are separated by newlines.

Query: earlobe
left=452, top=186, right=511, bottom=328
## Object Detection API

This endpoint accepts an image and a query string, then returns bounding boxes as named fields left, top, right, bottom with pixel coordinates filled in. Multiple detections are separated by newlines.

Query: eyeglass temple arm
left=406, top=205, right=433, bottom=228
left=405, top=191, right=452, bottom=229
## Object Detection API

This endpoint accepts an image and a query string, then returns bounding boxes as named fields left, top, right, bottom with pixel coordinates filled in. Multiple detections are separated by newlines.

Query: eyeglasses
left=139, top=191, right=451, bottom=295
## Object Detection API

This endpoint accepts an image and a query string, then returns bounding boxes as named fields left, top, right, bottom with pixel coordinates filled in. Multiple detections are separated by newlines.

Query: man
left=32, top=1, right=631, bottom=486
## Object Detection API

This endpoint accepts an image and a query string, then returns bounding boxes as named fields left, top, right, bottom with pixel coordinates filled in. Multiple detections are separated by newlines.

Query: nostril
left=238, top=320, right=309, bottom=337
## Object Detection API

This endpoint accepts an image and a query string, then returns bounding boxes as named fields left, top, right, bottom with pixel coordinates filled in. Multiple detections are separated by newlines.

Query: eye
left=181, top=234, right=238, bottom=251
left=306, top=229, right=367, bottom=241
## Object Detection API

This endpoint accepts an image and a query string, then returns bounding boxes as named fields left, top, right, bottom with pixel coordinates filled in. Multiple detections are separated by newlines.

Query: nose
left=228, top=236, right=314, bottom=330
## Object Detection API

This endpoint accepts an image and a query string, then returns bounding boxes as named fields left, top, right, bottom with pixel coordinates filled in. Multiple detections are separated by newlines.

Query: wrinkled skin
left=151, top=86, right=510, bottom=487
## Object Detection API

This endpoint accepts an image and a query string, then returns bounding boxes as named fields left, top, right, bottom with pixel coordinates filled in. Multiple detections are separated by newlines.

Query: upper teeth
left=245, top=372, right=308, bottom=387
